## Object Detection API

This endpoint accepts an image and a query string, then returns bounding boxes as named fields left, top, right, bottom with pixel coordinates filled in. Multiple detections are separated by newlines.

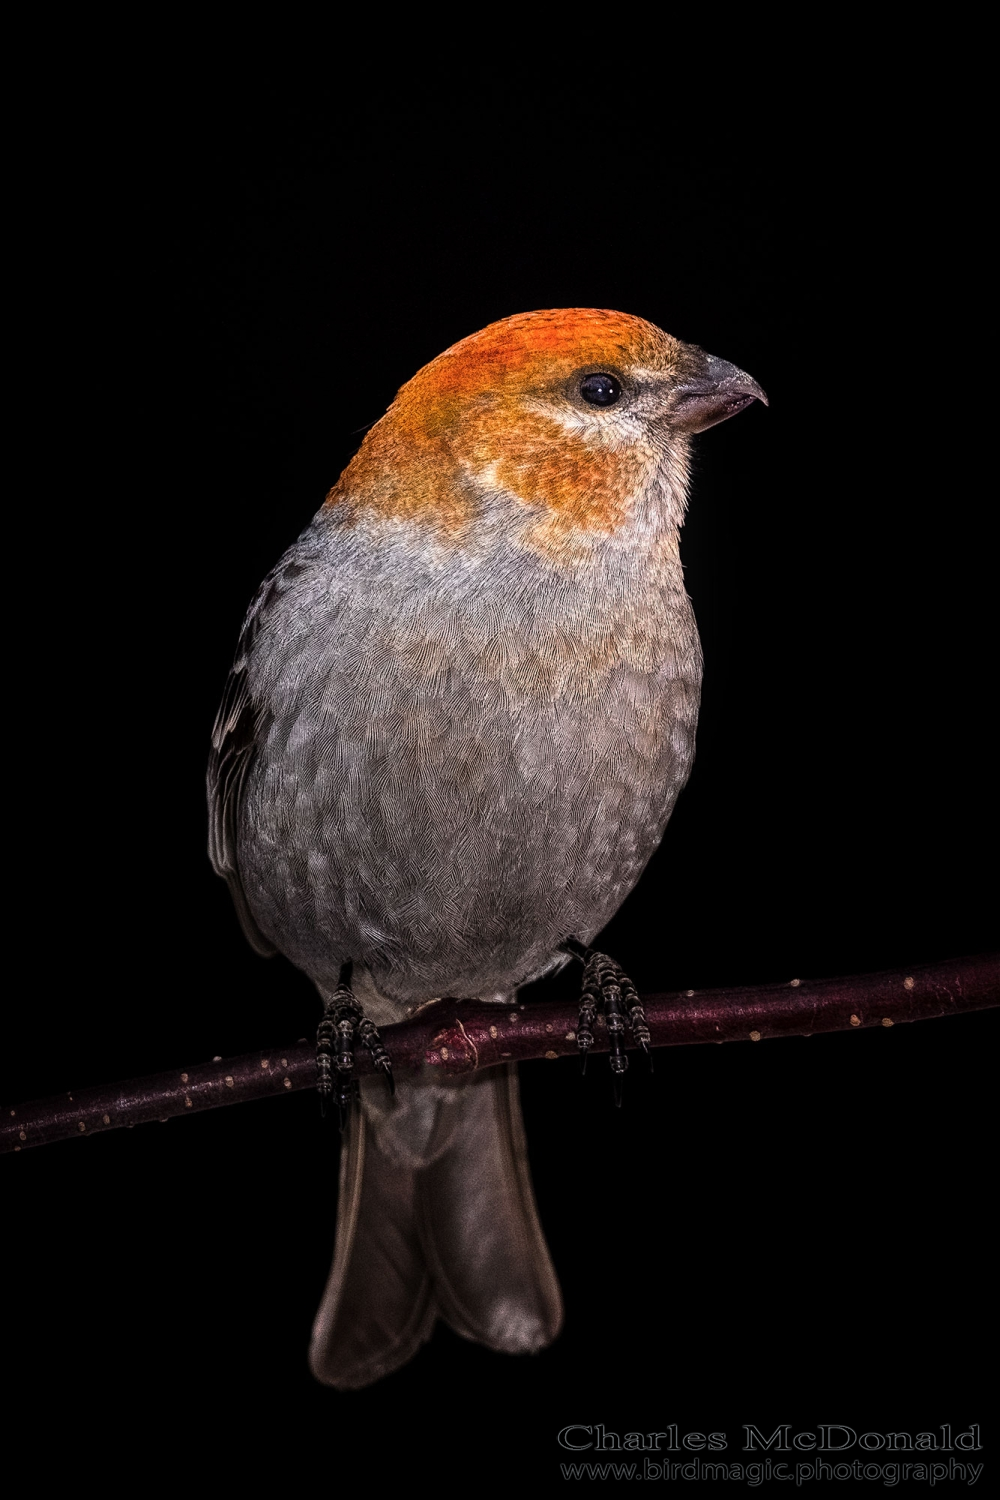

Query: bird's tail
left=308, top=1065, right=563, bottom=1389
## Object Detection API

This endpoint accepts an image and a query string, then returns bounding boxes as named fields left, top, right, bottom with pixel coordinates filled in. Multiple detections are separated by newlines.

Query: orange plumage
left=328, top=309, right=690, bottom=542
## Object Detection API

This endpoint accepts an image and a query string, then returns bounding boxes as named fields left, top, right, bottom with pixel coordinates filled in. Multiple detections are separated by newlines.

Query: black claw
left=315, top=965, right=393, bottom=1121
left=566, top=939, right=650, bottom=1103
left=357, top=1014, right=394, bottom=1098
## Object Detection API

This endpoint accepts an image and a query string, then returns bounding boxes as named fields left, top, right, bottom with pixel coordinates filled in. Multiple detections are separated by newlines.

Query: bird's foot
left=561, top=939, right=651, bottom=1106
left=316, top=962, right=394, bottom=1127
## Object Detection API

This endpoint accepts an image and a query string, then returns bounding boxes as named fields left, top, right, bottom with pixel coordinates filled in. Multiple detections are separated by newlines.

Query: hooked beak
left=672, top=352, right=768, bottom=433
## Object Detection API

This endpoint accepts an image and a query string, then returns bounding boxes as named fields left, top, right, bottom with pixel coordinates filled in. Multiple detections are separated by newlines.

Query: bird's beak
left=671, top=352, right=768, bottom=433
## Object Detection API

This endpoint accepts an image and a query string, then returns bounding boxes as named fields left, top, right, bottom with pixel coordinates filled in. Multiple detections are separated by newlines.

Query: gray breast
left=235, top=507, right=701, bottom=1008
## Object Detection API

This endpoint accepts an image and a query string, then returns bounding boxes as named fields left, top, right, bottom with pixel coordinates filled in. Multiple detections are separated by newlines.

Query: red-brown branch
left=3, top=953, right=996, bottom=1155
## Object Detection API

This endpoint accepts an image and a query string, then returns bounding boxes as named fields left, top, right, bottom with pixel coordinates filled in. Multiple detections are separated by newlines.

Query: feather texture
left=207, top=310, right=763, bottom=1385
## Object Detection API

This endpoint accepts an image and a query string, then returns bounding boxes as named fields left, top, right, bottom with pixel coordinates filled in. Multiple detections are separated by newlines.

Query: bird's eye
left=580, top=372, right=623, bottom=407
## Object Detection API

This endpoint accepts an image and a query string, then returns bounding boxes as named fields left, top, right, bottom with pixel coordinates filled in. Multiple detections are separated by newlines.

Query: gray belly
left=238, top=638, right=700, bottom=1006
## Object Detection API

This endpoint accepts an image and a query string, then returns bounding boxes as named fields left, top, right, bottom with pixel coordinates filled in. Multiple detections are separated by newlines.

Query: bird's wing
left=206, top=572, right=280, bottom=957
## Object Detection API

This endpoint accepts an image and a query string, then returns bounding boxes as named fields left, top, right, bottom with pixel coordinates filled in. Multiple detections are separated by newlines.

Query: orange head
left=327, top=309, right=765, bottom=548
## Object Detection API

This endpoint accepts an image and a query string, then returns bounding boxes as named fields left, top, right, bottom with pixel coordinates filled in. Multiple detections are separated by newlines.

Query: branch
left=4, top=953, right=996, bottom=1155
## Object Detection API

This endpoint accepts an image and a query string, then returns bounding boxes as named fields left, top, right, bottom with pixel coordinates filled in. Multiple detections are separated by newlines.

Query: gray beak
left=672, top=352, right=768, bottom=433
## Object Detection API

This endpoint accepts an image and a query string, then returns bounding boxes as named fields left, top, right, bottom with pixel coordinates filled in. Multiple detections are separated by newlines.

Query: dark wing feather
left=207, top=574, right=280, bottom=957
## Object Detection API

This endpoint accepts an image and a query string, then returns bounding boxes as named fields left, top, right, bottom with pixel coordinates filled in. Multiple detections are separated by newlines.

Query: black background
left=4, top=73, right=995, bottom=1487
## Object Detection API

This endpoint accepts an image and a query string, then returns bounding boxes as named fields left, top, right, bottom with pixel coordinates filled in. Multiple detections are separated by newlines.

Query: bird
left=207, top=307, right=766, bottom=1389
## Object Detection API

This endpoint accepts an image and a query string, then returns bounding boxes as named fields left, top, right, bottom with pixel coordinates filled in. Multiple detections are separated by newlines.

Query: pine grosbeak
left=208, top=308, right=765, bottom=1387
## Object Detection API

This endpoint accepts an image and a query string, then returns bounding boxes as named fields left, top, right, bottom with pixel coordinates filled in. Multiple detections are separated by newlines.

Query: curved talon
left=568, top=941, right=646, bottom=1103
left=316, top=970, right=394, bottom=1118
left=334, top=1066, right=357, bottom=1132
left=316, top=1010, right=337, bottom=1116
left=357, top=1016, right=395, bottom=1096
left=577, top=980, right=597, bottom=1080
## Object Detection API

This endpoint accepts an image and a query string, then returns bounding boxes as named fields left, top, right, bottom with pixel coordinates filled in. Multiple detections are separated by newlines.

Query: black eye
left=580, top=372, right=623, bottom=407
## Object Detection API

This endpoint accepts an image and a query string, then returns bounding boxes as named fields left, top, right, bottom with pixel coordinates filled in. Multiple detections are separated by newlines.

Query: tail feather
left=418, top=1066, right=563, bottom=1352
left=309, top=1066, right=562, bottom=1389
left=308, top=1105, right=437, bottom=1390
